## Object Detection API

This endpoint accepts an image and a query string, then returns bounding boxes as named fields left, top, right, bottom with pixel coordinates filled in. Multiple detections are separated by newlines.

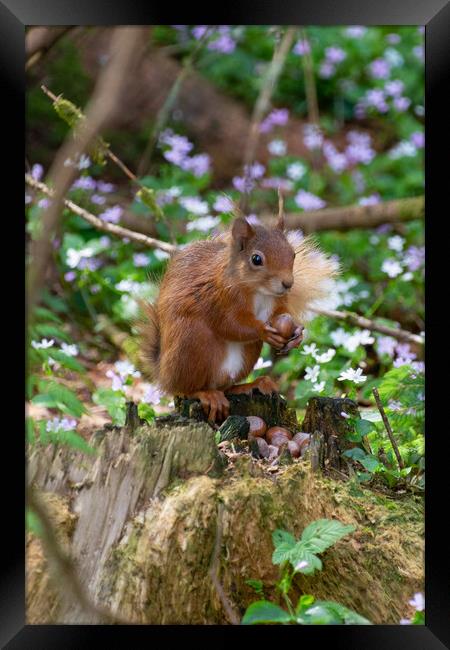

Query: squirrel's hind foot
left=186, top=390, right=230, bottom=423
left=225, top=375, right=279, bottom=397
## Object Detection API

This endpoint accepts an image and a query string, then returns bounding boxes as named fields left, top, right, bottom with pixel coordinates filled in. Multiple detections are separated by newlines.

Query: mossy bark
left=27, top=399, right=423, bottom=625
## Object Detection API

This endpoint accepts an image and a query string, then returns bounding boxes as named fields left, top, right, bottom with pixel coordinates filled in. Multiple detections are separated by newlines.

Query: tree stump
left=26, top=397, right=424, bottom=625
left=301, top=397, right=362, bottom=472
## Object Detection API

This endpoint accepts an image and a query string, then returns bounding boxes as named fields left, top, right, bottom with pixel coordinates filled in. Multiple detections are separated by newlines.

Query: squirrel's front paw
left=277, top=325, right=304, bottom=355
left=261, top=324, right=290, bottom=350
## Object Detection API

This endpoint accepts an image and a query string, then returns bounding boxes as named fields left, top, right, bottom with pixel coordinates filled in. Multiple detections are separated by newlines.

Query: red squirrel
left=138, top=195, right=337, bottom=422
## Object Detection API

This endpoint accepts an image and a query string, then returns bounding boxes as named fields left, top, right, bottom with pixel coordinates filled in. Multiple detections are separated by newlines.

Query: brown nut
left=254, top=437, right=270, bottom=458
left=287, top=441, right=301, bottom=458
left=270, top=434, right=291, bottom=449
left=246, top=416, right=267, bottom=438
left=271, top=313, right=296, bottom=339
left=266, top=426, right=293, bottom=444
left=267, top=444, right=280, bottom=460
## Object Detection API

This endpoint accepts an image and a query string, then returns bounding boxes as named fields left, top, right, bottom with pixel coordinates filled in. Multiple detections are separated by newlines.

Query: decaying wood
left=27, top=396, right=423, bottom=625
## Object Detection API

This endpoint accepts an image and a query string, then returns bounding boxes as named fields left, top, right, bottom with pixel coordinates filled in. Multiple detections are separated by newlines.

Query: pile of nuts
left=246, top=416, right=310, bottom=460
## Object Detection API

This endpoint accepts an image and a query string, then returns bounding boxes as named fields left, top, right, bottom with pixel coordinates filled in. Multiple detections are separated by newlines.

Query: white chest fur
left=253, top=292, right=274, bottom=323
left=221, top=342, right=244, bottom=381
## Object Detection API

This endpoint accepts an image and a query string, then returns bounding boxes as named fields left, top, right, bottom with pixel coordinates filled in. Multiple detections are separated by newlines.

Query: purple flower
left=377, top=336, right=397, bottom=357
left=72, top=176, right=96, bottom=191
left=245, top=214, right=261, bottom=226
left=345, top=26, right=367, bottom=38
left=404, top=246, right=425, bottom=272
left=293, top=39, right=310, bottom=56
left=192, top=25, right=208, bottom=39
left=393, top=97, right=411, bottom=112
left=31, top=163, right=44, bottom=181
left=323, top=141, right=347, bottom=173
left=319, top=62, right=335, bottom=79
left=260, top=177, right=293, bottom=191
left=358, top=194, right=381, bottom=206
left=410, top=131, right=425, bottom=148
left=78, top=257, right=102, bottom=271
left=99, top=205, right=123, bottom=223
left=213, top=196, right=234, bottom=213
left=368, top=58, right=391, bottom=80
left=395, top=343, right=416, bottom=362
left=413, top=45, right=424, bottom=62
left=97, top=181, right=115, bottom=193
left=181, top=153, right=210, bottom=177
left=384, top=79, right=405, bottom=97
left=91, top=194, right=106, bottom=205
left=208, top=29, right=236, bottom=54
left=260, top=108, right=289, bottom=133
left=25, top=193, right=32, bottom=204
left=38, top=198, right=51, bottom=209
left=64, top=271, right=76, bottom=282
left=364, top=89, right=389, bottom=112
left=232, top=176, right=255, bottom=193
left=325, top=46, right=346, bottom=64
left=133, top=253, right=148, bottom=267
left=295, top=190, right=326, bottom=211
left=143, top=383, right=164, bottom=405
left=303, top=124, right=323, bottom=150
left=386, top=33, right=401, bottom=44
left=244, top=162, right=265, bottom=179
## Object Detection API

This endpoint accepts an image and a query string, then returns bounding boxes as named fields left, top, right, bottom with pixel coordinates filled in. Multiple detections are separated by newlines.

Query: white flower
left=268, top=139, right=287, bottom=156
left=186, top=216, right=220, bottom=232
left=61, top=343, right=78, bottom=357
left=286, top=162, right=306, bottom=180
left=47, top=357, right=60, bottom=370
left=382, top=259, right=403, bottom=278
left=31, top=338, right=54, bottom=349
left=66, top=246, right=95, bottom=269
left=301, top=343, right=318, bottom=356
left=154, top=249, right=170, bottom=261
left=254, top=357, right=272, bottom=370
left=312, top=381, right=325, bottom=393
left=338, top=367, right=367, bottom=384
left=314, top=348, right=336, bottom=363
left=408, top=593, right=425, bottom=612
left=358, top=330, right=375, bottom=346
left=114, top=360, right=141, bottom=379
left=388, top=235, right=405, bottom=252
left=330, top=328, right=350, bottom=347
left=402, top=272, right=413, bottom=281
left=179, top=196, right=209, bottom=215
left=304, top=365, right=320, bottom=382
left=389, top=141, right=417, bottom=159
left=340, top=411, right=350, bottom=419
left=77, top=154, right=91, bottom=170
left=142, top=383, right=164, bottom=405
left=106, top=370, right=124, bottom=391
left=295, top=560, right=309, bottom=571
left=46, top=417, right=76, bottom=433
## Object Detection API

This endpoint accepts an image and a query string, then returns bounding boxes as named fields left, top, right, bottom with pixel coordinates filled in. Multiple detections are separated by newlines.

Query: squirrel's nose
left=282, top=279, right=293, bottom=290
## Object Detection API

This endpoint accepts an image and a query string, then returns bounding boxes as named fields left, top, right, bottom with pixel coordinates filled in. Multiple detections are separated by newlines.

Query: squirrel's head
left=229, top=192, right=295, bottom=297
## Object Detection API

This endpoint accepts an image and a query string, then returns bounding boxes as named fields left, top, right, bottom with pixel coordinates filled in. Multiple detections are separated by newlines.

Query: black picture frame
left=6, top=1, right=450, bottom=647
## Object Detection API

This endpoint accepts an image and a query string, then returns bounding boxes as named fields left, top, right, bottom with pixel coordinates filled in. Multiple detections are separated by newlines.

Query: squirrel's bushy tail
left=136, top=299, right=161, bottom=382
left=286, top=231, right=339, bottom=321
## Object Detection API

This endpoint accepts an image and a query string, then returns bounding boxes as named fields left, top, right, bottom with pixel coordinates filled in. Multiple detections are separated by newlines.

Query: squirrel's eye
left=251, top=254, right=263, bottom=266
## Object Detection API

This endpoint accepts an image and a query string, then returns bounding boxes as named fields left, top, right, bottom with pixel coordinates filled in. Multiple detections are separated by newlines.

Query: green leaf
left=300, top=519, right=355, bottom=554
left=289, top=548, right=322, bottom=575
left=137, top=403, right=156, bottom=424
left=245, top=579, right=264, bottom=597
left=271, top=529, right=297, bottom=565
left=93, top=388, right=126, bottom=426
left=296, top=594, right=315, bottom=613
left=241, top=601, right=293, bottom=625
left=55, top=430, right=96, bottom=455
left=26, top=508, right=43, bottom=537
left=355, top=419, right=375, bottom=437
left=311, top=600, right=372, bottom=625
left=41, top=382, right=86, bottom=418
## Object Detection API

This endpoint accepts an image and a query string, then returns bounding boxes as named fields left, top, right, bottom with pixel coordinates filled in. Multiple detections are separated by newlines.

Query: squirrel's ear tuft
left=276, top=187, right=285, bottom=231
left=232, top=217, right=255, bottom=251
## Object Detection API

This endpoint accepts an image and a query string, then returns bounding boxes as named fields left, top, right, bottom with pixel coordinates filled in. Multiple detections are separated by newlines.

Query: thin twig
left=28, top=28, right=147, bottom=316
left=27, top=486, right=134, bottom=624
left=26, top=27, right=74, bottom=70
left=137, top=26, right=216, bottom=177
left=372, top=388, right=405, bottom=470
left=208, top=502, right=240, bottom=625
left=310, top=306, right=424, bottom=346
left=299, top=28, right=319, bottom=126
left=240, top=27, right=296, bottom=211
left=25, top=174, right=176, bottom=254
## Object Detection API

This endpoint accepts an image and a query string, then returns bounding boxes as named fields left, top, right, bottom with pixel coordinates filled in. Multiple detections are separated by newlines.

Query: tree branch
left=26, top=27, right=74, bottom=69
left=27, top=28, right=148, bottom=316
left=276, top=196, right=424, bottom=234
left=25, top=174, right=176, bottom=254
left=310, top=306, right=424, bottom=346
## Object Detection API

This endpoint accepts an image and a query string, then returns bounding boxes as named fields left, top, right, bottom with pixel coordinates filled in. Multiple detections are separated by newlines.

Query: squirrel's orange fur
left=137, top=211, right=337, bottom=411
